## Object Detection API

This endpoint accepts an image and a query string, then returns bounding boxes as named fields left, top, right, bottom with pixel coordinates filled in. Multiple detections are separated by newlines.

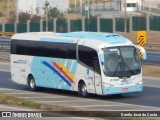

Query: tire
left=114, top=94, right=123, bottom=97
left=28, top=76, right=37, bottom=91
left=78, top=82, right=88, bottom=97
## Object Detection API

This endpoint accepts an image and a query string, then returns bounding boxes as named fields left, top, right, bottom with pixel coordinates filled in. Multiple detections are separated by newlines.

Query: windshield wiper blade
left=120, top=56, right=135, bottom=75
left=112, top=63, right=120, bottom=76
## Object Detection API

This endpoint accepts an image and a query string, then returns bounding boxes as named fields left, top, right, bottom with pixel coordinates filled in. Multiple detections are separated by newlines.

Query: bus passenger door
left=93, top=57, right=102, bottom=95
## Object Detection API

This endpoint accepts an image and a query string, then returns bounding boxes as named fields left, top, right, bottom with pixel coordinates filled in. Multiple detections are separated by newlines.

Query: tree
left=18, top=12, right=31, bottom=23
left=8, top=12, right=41, bottom=23
left=48, top=7, right=64, bottom=19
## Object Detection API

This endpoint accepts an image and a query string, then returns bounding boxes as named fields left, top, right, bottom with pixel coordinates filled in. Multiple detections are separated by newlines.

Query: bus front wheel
left=28, top=76, right=37, bottom=91
left=78, top=82, right=88, bottom=97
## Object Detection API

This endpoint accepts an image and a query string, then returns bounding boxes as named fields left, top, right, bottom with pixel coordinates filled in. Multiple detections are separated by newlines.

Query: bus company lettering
left=87, top=76, right=93, bottom=80
left=13, top=60, right=28, bottom=65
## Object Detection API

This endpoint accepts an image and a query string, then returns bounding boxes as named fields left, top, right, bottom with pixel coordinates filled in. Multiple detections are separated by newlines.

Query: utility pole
left=45, top=0, right=49, bottom=32
left=80, top=0, right=82, bottom=13
left=74, top=0, right=77, bottom=12
left=15, top=0, right=19, bottom=23
left=124, top=0, right=127, bottom=33
left=7, top=0, right=10, bottom=18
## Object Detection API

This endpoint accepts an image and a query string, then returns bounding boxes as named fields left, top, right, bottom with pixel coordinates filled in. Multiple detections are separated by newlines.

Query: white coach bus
left=11, top=32, right=147, bottom=97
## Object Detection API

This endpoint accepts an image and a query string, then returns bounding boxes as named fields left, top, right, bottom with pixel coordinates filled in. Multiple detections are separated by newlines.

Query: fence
left=0, top=15, right=160, bottom=35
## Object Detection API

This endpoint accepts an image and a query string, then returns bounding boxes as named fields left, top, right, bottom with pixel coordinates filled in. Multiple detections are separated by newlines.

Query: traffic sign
left=137, top=31, right=147, bottom=47
left=137, top=31, right=147, bottom=58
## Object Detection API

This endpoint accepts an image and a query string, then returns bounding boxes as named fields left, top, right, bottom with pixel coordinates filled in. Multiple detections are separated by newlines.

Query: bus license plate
left=122, top=88, right=128, bottom=91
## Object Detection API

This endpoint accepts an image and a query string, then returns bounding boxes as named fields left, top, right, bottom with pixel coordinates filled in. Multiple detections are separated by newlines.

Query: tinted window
left=127, top=3, right=131, bottom=7
left=132, top=3, right=136, bottom=7
left=43, top=42, right=60, bottom=58
left=11, top=39, right=76, bottom=59
left=78, top=45, right=100, bottom=73
left=60, top=44, right=67, bottom=58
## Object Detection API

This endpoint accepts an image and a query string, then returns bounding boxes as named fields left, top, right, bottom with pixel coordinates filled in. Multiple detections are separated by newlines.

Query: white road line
left=3, top=93, right=68, bottom=98
left=0, top=105, right=31, bottom=111
left=73, top=104, right=130, bottom=108
left=144, top=77, right=160, bottom=80
left=0, top=70, right=10, bottom=72
left=0, top=62, right=10, bottom=65
left=73, top=104, right=160, bottom=110
left=144, top=85, right=160, bottom=88
left=4, top=92, right=38, bottom=95
left=101, top=109, right=160, bottom=111
left=72, top=117, right=97, bottom=120
left=107, top=101, right=160, bottom=110
left=37, top=99, right=98, bottom=103
left=18, top=96, right=66, bottom=99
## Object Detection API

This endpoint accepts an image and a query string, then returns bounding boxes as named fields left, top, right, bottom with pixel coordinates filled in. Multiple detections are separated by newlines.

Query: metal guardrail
left=0, top=43, right=10, bottom=60
left=0, top=54, right=10, bottom=60
left=0, top=43, right=10, bottom=52
left=145, top=43, right=160, bottom=48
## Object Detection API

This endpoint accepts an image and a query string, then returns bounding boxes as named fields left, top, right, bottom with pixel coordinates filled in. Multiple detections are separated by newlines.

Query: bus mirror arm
left=135, top=45, right=147, bottom=60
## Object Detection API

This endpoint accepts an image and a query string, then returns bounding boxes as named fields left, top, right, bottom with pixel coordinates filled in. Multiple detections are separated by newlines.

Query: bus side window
left=78, top=45, right=99, bottom=73
left=60, top=44, right=68, bottom=59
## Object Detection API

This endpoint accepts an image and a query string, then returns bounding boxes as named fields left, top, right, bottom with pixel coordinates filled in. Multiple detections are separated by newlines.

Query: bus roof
left=11, top=32, right=134, bottom=49
left=60, top=32, right=128, bottom=44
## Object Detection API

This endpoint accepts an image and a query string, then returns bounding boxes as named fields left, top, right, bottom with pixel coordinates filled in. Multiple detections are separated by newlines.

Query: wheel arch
left=27, top=74, right=34, bottom=85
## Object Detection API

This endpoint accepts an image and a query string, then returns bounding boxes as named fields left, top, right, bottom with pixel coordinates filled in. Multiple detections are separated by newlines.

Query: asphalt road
left=0, top=63, right=160, bottom=112
left=143, top=51, right=160, bottom=65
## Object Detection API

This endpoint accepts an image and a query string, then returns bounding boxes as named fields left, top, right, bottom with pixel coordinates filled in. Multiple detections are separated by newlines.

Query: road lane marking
left=0, top=62, right=10, bottom=65
left=4, top=92, right=39, bottom=94
left=73, top=104, right=130, bottom=108
left=144, top=77, right=160, bottom=80
left=18, top=96, right=67, bottom=99
left=36, top=99, right=99, bottom=103
left=144, top=85, right=160, bottom=88
left=0, top=70, right=10, bottom=72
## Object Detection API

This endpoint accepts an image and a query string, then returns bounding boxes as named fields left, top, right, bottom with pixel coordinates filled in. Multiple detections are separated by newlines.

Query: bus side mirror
left=99, top=51, right=104, bottom=64
left=136, top=45, right=147, bottom=60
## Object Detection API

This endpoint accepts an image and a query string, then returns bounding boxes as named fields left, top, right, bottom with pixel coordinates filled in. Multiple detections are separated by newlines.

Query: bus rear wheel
left=78, top=82, right=88, bottom=97
left=28, top=76, right=37, bottom=91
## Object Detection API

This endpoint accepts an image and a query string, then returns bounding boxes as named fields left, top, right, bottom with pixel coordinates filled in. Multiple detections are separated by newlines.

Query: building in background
left=121, top=0, right=142, bottom=12
left=36, top=0, right=69, bottom=16
left=16, top=0, right=69, bottom=16
left=17, top=0, right=37, bottom=14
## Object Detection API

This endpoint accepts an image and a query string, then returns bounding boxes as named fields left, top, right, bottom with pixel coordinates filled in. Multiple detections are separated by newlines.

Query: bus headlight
left=136, top=81, right=143, bottom=85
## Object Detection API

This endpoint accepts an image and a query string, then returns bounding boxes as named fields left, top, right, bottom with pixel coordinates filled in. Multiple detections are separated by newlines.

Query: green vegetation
left=0, top=93, right=80, bottom=111
left=48, top=7, right=64, bottom=19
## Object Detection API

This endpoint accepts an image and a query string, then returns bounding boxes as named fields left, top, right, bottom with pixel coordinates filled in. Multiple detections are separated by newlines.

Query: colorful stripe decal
left=58, top=61, right=76, bottom=82
left=42, top=61, right=71, bottom=87
left=52, top=62, right=75, bottom=84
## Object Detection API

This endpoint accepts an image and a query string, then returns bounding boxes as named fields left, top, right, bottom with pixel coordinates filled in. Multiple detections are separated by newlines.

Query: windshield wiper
left=120, top=56, right=135, bottom=75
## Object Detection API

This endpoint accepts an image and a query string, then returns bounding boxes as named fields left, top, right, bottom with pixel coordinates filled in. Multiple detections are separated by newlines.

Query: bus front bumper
left=102, top=84, right=143, bottom=95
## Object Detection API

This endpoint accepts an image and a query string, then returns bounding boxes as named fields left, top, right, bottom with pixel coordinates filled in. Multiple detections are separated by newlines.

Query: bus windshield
left=103, top=46, right=141, bottom=78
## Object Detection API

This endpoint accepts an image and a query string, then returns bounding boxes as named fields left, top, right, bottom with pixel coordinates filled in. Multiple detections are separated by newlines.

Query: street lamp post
left=124, top=0, right=127, bottom=33
left=7, top=0, right=10, bottom=19
left=15, top=0, right=19, bottom=23
left=45, top=0, right=49, bottom=32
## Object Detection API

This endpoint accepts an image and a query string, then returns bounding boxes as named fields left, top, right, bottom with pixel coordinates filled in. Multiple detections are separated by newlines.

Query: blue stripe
left=40, top=38, right=75, bottom=43
left=42, top=61, right=71, bottom=87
